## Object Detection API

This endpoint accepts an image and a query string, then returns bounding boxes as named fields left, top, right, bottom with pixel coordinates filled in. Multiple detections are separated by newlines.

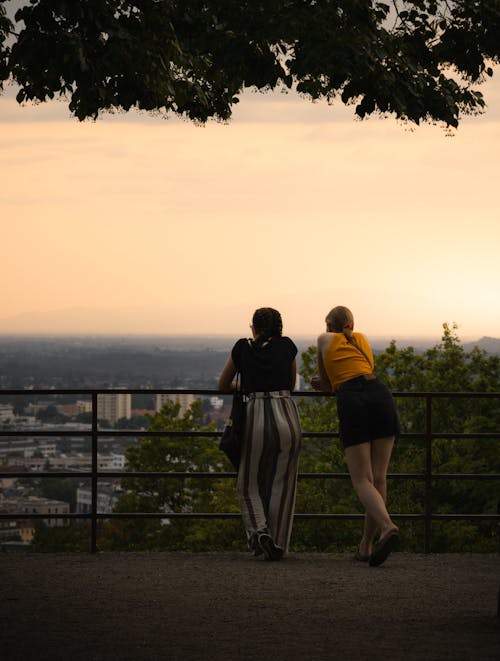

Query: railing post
left=91, top=392, right=98, bottom=553
left=424, top=395, right=433, bottom=553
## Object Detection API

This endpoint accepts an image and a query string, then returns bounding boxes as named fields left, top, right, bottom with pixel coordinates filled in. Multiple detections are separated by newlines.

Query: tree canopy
left=1, top=1, right=499, bottom=127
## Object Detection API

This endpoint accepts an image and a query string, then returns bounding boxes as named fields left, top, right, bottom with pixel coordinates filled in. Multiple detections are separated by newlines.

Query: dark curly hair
left=251, top=307, right=283, bottom=346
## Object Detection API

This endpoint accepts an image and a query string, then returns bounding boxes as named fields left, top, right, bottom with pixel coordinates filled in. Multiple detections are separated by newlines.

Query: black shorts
left=337, top=376, right=399, bottom=449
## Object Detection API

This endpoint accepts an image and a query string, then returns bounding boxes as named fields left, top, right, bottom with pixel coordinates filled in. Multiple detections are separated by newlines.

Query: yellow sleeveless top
left=323, top=332, right=374, bottom=391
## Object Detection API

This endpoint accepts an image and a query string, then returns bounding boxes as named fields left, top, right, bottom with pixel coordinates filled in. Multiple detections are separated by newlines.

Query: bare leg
left=358, top=436, right=397, bottom=554
left=359, top=514, right=378, bottom=557
left=345, top=438, right=398, bottom=547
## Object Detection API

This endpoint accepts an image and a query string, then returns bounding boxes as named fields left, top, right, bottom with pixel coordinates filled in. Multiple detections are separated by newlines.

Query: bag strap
left=343, top=332, right=374, bottom=371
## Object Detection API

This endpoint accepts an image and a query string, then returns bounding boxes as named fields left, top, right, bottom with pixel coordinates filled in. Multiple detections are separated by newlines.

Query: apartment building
left=155, top=392, right=195, bottom=417
left=97, top=393, right=132, bottom=424
left=9, top=496, right=70, bottom=527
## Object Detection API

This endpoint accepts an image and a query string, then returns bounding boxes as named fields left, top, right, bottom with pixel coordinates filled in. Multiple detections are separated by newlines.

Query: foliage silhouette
left=2, top=1, right=499, bottom=126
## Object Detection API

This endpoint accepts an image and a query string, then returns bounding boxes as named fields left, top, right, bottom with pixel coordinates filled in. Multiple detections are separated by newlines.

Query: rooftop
left=2, top=551, right=499, bottom=660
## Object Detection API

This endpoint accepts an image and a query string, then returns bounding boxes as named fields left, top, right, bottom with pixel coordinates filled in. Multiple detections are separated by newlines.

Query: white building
left=155, top=392, right=195, bottom=417
left=98, top=453, right=126, bottom=471
left=97, top=393, right=131, bottom=424
left=6, top=452, right=126, bottom=472
left=209, top=396, right=224, bottom=410
left=0, top=439, right=57, bottom=459
left=76, top=485, right=119, bottom=514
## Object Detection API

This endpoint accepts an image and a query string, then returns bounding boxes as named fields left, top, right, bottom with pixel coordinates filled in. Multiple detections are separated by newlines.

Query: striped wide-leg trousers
left=237, top=391, right=301, bottom=554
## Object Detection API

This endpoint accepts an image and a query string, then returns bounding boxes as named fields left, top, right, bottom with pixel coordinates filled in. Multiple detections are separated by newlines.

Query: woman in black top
left=218, top=308, right=302, bottom=560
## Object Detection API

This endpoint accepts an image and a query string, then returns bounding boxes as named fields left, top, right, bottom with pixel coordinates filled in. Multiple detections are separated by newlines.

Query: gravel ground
left=1, top=552, right=499, bottom=661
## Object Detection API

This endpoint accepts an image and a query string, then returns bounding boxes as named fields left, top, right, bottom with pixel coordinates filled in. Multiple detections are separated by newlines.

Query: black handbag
left=219, top=373, right=246, bottom=470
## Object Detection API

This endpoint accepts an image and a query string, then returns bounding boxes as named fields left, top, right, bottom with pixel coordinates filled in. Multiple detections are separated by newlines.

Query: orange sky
left=1, top=75, right=499, bottom=341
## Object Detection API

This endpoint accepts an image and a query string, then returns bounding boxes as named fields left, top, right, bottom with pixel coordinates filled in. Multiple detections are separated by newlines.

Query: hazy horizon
left=0, top=330, right=493, bottom=347
left=0, top=304, right=495, bottom=342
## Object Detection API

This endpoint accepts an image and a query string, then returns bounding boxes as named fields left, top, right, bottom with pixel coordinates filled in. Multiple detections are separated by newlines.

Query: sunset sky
left=1, top=67, right=499, bottom=342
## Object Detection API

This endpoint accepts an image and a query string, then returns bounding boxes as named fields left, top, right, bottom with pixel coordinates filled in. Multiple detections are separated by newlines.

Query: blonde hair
left=325, top=306, right=354, bottom=339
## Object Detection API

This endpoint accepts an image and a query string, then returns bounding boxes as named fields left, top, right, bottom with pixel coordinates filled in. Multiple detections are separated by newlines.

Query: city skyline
left=2, top=71, right=500, bottom=341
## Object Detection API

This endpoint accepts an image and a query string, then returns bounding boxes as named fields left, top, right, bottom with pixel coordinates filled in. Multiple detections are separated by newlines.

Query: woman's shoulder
left=231, top=337, right=251, bottom=356
left=317, top=332, right=334, bottom=352
left=278, top=335, right=298, bottom=353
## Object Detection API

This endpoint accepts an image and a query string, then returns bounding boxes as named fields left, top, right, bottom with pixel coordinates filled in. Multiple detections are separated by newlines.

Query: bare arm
left=217, top=355, right=238, bottom=393
left=311, top=334, right=333, bottom=392
left=290, top=358, right=297, bottom=391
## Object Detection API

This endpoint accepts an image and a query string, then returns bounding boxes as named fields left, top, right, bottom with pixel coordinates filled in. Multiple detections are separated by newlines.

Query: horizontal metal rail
left=2, top=470, right=499, bottom=480
left=1, top=389, right=499, bottom=397
left=0, top=388, right=499, bottom=553
left=2, top=511, right=497, bottom=521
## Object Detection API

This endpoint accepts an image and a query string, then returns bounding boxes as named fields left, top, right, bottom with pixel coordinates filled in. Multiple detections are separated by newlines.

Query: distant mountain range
left=462, top=336, right=500, bottom=354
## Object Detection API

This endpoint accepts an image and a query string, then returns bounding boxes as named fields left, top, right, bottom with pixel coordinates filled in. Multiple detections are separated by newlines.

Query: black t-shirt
left=231, top=336, right=297, bottom=393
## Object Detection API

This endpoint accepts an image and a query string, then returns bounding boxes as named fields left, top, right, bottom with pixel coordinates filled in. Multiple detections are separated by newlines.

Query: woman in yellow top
left=311, top=305, right=400, bottom=566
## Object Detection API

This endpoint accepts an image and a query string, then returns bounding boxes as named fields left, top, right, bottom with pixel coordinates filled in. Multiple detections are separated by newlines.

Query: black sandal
left=258, top=532, right=284, bottom=561
left=369, top=530, right=400, bottom=567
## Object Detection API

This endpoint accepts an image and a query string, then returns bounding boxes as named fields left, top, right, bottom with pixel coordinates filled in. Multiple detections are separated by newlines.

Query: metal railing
left=0, top=388, right=499, bottom=553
